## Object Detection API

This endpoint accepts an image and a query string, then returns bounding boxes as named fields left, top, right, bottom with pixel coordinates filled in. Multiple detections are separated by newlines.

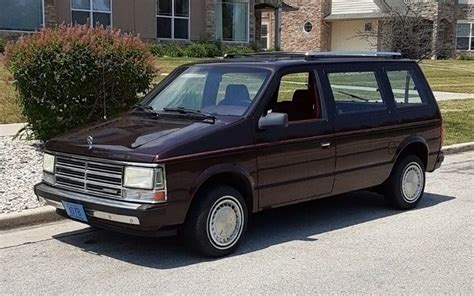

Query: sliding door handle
left=321, top=141, right=331, bottom=148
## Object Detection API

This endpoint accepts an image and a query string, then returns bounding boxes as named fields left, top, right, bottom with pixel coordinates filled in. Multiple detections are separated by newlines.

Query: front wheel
left=183, top=185, right=248, bottom=257
left=384, top=155, right=426, bottom=210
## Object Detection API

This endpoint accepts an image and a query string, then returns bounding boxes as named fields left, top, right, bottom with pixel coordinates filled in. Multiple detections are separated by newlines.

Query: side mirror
left=258, top=112, right=288, bottom=130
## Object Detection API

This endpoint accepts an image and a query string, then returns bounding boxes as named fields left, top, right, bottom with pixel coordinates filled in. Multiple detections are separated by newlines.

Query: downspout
left=274, top=5, right=282, bottom=50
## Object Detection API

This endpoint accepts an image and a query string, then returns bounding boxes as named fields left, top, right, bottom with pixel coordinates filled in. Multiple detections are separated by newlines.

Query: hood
left=46, top=113, right=236, bottom=163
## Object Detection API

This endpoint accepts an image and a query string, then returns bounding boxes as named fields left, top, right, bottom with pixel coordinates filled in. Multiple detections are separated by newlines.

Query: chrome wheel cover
left=207, top=196, right=244, bottom=250
left=401, top=162, right=424, bottom=203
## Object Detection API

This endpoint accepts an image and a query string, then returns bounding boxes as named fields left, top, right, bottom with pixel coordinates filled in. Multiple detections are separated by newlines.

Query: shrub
left=223, top=43, right=259, bottom=56
left=149, top=42, right=186, bottom=57
left=184, top=42, right=222, bottom=58
left=457, top=53, right=474, bottom=60
left=4, top=24, right=155, bottom=141
left=148, top=41, right=258, bottom=58
left=0, top=37, right=6, bottom=53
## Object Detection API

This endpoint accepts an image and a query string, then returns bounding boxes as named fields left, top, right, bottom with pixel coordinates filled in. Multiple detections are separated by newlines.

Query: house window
left=456, top=21, right=474, bottom=51
left=261, top=23, right=269, bottom=49
left=157, top=0, right=190, bottom=39
left=71, top=0, right=112, bottom=27
left=215, top=0, right=249, bottom=42
left=0, top=0, right=44, bottom=31
left=304, top=22, right=313, bottom=33
left=364, top=22, right=374, bottom=32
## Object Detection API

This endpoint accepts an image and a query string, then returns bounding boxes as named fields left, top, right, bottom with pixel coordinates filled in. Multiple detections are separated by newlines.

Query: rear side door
left=319, top=62, right=397, bottom=195
left=256, top=67, right=335, bottom=208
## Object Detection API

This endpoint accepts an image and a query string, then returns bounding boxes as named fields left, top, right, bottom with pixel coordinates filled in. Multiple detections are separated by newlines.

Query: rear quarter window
left=386, top=70, right=427, bottom=107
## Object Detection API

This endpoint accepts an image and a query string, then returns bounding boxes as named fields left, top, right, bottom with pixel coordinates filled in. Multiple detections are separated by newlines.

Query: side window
left=271, top=72, right=321, bottom=122
left=386, top=70, right=425, bottom=107
left=327, top=71, right=386, bottom=115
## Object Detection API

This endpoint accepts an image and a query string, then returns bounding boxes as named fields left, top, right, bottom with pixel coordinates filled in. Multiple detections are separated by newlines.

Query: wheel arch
left=188, top=164, right=257, bottom=215
left=394, top=136, right=429, bottom=169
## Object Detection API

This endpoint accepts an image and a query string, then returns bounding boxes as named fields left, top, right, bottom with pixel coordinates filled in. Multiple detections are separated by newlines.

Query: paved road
left=1, top=152, right=473, bottom=294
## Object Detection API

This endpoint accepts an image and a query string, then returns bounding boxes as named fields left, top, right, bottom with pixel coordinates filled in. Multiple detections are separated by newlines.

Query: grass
left=1, top=57, right=473, bottom=145
left=438, top=99, right=474, bottom=146
left=0, top=56, right=23, bottom=124
left=420, top=60, right=474, bottom=93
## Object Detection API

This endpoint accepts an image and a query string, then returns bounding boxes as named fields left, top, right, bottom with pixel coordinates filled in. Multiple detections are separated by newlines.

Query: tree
left=354, top=1, right=437, bottom=59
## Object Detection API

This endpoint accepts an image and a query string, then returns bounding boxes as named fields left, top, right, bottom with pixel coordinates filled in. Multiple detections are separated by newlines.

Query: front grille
left=54, top=156, right=124, bottom=198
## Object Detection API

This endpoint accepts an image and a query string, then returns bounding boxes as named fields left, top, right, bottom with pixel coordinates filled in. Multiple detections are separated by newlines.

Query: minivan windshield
left=148, top=66, right=271, bottom=116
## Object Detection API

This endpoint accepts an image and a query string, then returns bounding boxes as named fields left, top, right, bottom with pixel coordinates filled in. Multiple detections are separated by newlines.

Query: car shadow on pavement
left=53, top=191, right=454, bottom=269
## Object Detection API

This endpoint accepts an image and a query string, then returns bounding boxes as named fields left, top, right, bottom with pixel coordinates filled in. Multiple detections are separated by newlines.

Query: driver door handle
left=321, top=141, right=331, bottom=148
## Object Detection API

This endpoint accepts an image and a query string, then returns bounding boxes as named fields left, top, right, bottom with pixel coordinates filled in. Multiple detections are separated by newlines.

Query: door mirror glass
left=258, top=112, right=288, bottom=130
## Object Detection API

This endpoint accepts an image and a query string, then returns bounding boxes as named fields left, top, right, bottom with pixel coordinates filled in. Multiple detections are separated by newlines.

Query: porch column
left=274, top=6, right=281, bottom=50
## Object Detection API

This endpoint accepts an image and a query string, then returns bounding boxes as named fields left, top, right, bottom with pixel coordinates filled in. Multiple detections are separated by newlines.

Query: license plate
left=62, top=201, right=88, bottom=222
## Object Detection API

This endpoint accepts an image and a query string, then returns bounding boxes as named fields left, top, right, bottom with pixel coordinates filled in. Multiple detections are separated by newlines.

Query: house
left=0, top=0, right=473, bottom=56
left=0, top=0, right=281, bottom=45
left=262, top=0, right=474, bottom=56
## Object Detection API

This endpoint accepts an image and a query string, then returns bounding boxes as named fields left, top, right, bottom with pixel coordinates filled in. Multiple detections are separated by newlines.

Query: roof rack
left=223, top=51, right=306, bottom=60
left=304, top=51, right=402, bottom=60
left=222, top=51, right=403, bottom=61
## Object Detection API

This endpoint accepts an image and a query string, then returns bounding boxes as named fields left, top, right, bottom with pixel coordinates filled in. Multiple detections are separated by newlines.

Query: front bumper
left=34, top=183, right=176, bottom=236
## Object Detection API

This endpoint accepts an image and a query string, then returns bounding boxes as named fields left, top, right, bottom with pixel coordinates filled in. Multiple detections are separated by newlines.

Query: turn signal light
left=153, top=191, right=166, bottom=201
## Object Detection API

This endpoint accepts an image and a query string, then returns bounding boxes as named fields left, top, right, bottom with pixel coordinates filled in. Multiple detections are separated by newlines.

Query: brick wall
left=206, top=0, right=256, bottom=43
left=44, top=0, right=58, bottom=27
left=281, top=0, right=330, bottom=51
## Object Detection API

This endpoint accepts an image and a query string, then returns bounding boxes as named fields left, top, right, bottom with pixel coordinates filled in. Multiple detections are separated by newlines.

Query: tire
left=183, top=185, right=248, bottom=257
left=384, top=155, right=426, bottom=210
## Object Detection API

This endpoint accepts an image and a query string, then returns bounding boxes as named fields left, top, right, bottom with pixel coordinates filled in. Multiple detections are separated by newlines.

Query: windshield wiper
left=162, top=107, right=216, bottom=123
left=336, top=91, right=370, bottom=102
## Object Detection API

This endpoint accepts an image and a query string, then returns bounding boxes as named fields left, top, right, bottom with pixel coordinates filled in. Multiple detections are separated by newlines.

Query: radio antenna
left=102, top=56, right=107, bottom=121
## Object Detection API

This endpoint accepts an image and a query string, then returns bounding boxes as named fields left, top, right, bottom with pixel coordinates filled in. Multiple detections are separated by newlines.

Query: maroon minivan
left=35, top=52, right=444, bottom=257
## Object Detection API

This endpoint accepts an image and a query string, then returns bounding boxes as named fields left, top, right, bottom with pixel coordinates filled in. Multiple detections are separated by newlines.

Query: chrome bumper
left=35, top=183, right=141, bottom=225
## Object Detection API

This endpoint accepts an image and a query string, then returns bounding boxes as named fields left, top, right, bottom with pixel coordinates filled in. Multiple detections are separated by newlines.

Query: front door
left=256, top=69, right=335, bottom=208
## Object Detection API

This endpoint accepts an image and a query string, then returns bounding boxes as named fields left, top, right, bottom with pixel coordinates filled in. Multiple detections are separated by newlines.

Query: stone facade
left=44, top=0, right=58, bottom=27
left=280, top=0, right=331, bottom=51
left=205, top=0, right=256, bottom=44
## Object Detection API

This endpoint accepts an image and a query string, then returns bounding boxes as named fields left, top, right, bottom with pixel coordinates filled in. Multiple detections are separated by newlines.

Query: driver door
left=256, top=69, right=335, bottom=208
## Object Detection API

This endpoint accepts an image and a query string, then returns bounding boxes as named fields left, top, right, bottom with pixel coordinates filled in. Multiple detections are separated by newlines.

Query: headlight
left=123, top=167, right=155, bottom=190
left=43, top=153, right=55, bottom=173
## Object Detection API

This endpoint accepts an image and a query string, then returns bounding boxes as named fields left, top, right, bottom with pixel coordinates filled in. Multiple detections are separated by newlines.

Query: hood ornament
left=87, top=135, right=94, bottom=150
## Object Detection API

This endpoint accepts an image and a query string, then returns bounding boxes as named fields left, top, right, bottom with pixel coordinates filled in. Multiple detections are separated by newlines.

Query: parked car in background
left=35, top=52, right=444, bottom=257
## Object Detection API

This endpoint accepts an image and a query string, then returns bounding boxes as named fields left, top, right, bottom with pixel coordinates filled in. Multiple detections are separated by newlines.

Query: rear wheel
left=183, top=185, right=248, bottom=257
left=384, top=155, right=426, bottom=209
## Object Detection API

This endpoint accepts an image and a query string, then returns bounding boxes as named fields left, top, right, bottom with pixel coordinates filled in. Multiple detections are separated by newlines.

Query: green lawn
left=438, top=99, right=474, bottom=146
left=420, top=60, right=474, bottom=93
left=0, top=56, right=23, bottom=124
left=1, top=58, right=473, bottom=145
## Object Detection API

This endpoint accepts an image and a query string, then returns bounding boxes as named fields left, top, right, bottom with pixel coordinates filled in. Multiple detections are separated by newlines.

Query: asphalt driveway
left=1, top=151, right=473, bottom=294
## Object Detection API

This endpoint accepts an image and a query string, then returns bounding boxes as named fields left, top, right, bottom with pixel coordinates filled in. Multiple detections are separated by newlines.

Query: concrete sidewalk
left=0, top=123, right=26, bottom=137
left=433, top=91, right=474, bottom=101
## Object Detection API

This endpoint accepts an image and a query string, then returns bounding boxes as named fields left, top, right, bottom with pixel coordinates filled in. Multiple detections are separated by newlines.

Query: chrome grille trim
left=53, top=155, right=125, bottom=199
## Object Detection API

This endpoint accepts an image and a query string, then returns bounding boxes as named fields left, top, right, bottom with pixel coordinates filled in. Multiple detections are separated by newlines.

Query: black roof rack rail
left=223, top=51, right=306, bottom=59
left=304, top=51, right=402, bottom=60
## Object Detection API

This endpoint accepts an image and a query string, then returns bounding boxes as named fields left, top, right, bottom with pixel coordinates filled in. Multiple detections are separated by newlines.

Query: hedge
left=4, top=25, right=156, bottom=141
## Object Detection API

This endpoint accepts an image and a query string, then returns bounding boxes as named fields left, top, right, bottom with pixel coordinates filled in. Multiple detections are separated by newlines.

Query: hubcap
left=401, top=162, right=424, bottom=202
left=207, top=196, right=244, bottom=250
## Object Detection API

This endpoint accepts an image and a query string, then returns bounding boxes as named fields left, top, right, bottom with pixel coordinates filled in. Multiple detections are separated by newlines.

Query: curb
left=442, top=142, right=474, bottom=155
left=0, top=142, right=473, bottom=231
left=0, top=206, right=63, bottom=231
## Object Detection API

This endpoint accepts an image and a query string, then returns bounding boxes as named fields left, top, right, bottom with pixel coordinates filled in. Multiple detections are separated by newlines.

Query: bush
left=4, top=24, right=155, bottom=141
left=149, top=42, right=186, bottom=57
left=0, top=37, right=6, bottom=53
left=184, top=42, right=221, bottom=58
left=457, top=53, right=474, bottom=60
left=148, top=41, right=258, bottom=58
